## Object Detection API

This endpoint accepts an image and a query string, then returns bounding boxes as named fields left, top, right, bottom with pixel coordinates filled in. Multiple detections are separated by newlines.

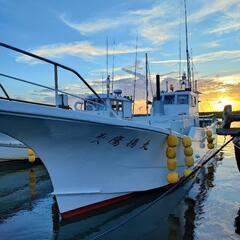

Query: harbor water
left=0, top=135, right=240, bottom=240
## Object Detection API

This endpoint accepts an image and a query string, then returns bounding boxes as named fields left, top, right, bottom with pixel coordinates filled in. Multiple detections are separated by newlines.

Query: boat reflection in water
left=0, top=153, right=239, bottom=240
left=0, top=163, right=52, bottom=222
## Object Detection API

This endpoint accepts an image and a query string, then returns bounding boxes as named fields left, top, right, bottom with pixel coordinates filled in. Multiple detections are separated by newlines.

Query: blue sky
left=0, top=0, right=239, bottom=111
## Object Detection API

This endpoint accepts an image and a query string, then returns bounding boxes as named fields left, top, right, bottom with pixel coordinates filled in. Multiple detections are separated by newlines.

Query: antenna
left=106, top=36, right=109, bottom=78
left=132, top=34, right=138, bottom=114
left=145, top=53, right=149, bottom=115
left=191, top=48, right=194, bottom=92
left=184, top=0, right=191, bottom=89
left=179, top=0, right=182, bottom=88
left=111, top=40, right=115, bottom=93
left=101, top=72, right=104, bottom=94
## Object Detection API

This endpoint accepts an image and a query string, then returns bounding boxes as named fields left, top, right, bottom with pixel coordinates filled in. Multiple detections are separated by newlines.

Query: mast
left=106, top=36, right=109, bottom=79
left=106, top=36, right=110, bottom=97
left=191, top=48, right=195, bottom=92
left=132, top=35, right=138, bottom=114
left=145, top=53, right=149, bottom=115
left=111, top=40, right=115, bottom=93
left=179, top=0, right=182, bottom=88
left=184, top=0, right=191, bottom=89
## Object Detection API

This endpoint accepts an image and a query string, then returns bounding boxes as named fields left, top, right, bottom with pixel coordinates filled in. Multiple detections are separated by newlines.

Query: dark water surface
left=0, top=135, right=240, bottom=240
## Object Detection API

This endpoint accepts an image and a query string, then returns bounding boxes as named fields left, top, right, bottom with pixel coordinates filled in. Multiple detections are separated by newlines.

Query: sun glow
left=199, top=97, right=240, bottom=112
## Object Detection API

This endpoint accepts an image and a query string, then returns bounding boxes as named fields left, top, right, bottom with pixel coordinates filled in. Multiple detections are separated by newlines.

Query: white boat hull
left=0, top=100, right=215, bottom=218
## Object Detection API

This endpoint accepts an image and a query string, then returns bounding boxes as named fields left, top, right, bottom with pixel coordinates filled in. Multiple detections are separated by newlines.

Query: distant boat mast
left=184, top=0, right=191, bottom=89
left=145, top=53, right=149, bottom=115
left=132, top=35, right=138, bottom=113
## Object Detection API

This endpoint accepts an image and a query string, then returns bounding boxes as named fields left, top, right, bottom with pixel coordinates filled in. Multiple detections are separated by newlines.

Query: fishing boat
left=0, top=1, right=217, bottom=219
left=0, top=42, right=217, bottom=219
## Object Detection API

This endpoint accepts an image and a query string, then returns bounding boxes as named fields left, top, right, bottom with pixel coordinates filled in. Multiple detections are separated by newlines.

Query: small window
left=164, top=95, right=175, bottom=104
left=191, top=96, right=196, bottom=107
left=111, top=101, right=123, bottom=111
left=177, top=95, right=189, bottom=104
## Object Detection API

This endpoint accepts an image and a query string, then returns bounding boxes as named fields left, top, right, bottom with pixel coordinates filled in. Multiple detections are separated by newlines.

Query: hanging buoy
left=207, top=137, right=214, bottom=143
left=184, top=168, right=192, bottom=177
left=207, top=143, right=214, bottom=149
left=28, top=148, right=36, bottom=163
left=166, top=147, right=176, bottom=159
left=206, top=130, right=212, bottom=138
left=167, top=135, right=178, bottom=147
left=167, top=158, right=177, bottom=171
left=166, top=135, right=179, bottom=183
left=185, top=156, right=194, bottom=167
left=167, top=171, right=179, bottom=184
left=184, top=147, right=193, bottom=156
left=182, top=136, right=192, bottom=148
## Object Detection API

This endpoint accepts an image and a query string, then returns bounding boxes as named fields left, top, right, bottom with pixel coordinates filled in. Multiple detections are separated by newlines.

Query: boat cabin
left=84, top=89, right=133, bottom=119
left=151, top=90, right=199, bottom=117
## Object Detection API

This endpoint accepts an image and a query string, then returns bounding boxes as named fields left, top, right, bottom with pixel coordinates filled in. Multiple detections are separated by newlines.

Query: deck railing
left=0, top=42, right=105, bottom=109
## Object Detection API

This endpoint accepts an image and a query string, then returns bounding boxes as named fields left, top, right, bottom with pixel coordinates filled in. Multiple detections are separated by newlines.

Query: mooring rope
left=90, top=137, right=233, bottom=240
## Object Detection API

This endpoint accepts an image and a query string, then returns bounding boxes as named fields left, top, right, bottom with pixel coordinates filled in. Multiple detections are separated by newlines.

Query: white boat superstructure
left=0, top=37, right=217, bottom=219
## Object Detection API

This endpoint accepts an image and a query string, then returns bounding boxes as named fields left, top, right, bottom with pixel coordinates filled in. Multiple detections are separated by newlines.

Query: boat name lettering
left=126, top=138, right=139, bottom=148
left=108, top=136, right=124, bottom=146
left=90, top=134, right=150, bottom=150
left=90, top=133, right=107, bottom=144
left=140, top=140, right=151, bottom=150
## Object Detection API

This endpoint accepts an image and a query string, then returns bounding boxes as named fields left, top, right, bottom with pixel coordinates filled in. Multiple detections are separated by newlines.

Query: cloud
left=197, top=71, right=240, bottom=111
left=60, top=2, right=173, bottom=45
left=189, top=0, right=239, bottom=22
left=151, top=50, right=240, bottom=65
left=16, top=41, right=157, bottom=63
left=202, top=40, right=221, bottom=48
left=60, top=0, right=239, bottom=46
left=206, top=3, right=240, bottom=34
left=60, top=15, right=123, bottom=35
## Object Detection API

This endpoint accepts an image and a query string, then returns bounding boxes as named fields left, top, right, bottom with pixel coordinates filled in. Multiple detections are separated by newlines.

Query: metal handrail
left=0, top=72, right=106, bottom=108
left=0, top=83, right=11, bottom=100
left=0, top=42, right=105, bottom=106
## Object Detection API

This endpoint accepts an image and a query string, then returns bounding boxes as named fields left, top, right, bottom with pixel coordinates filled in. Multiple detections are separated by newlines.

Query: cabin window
left=177, top=95, right=189, bottom=104
left=164, top=95, right=175, bottom=104
left=112, top=101, right=123, bottom=111
left=191, top=96, right=196, bottom=107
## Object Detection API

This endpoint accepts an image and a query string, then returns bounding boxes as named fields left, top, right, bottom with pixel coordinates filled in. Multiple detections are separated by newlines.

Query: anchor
left=216, top=105, right=240, bottom=172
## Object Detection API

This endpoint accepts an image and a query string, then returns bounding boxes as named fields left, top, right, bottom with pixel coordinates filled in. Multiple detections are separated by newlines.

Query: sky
left=0, top=0, right=239, bottom=113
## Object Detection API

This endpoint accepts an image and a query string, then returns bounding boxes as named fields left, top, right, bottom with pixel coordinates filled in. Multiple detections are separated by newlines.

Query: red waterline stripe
left=62, top=184, right=172, bottom=219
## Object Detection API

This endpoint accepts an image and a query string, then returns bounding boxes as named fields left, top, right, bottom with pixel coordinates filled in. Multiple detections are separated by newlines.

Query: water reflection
left=0, top=141, right=239, bottom=239
left=0, top=163, right=52, bottom=222
left=235, top=208, right=240, bottom=235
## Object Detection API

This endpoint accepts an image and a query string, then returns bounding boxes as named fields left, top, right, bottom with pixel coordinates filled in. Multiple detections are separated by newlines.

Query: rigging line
left=111, top=40, right=116, bottom=93
left=91, top=137, right=233, bottom=240
left=132, top=34, right=138, bottom=114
